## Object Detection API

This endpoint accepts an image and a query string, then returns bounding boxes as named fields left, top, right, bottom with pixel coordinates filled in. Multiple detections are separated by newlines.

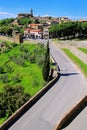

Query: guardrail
left=0, top=55, right=60, bottom=130
left=55, top=95, right=87, bottom=130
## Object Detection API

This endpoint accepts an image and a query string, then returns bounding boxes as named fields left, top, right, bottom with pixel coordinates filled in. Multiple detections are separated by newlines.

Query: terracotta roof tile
left=29, top=24, right=43, bottom=26
left=30, top=29, right=43, bottom=32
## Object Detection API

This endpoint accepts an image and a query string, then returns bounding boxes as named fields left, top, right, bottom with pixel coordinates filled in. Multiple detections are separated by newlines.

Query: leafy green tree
left=0, top=18, right=14, bottom=26
left=49, top=21, right=87, bottom=39
left=36, top=54, right=45, bottom=67
left=29, top=53, right=36, bottom=63
left=0, top=85, right=30, bottom=118
left=0, top=67, right=4, bottom=74
left=33, top=19, right=40, bottom=24
left=18, top=18, right=31, bottom=25
left=42, top=40, right=50, bottom=81
left=5, top=64, right=14, bottom=73
left=1, top=74, right=9, bottom=83
left=12, top=73, right=22, bottom=83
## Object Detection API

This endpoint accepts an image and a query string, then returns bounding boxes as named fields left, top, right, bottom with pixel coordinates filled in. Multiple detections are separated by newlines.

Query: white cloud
left=0, top=11, right=17, bottom=19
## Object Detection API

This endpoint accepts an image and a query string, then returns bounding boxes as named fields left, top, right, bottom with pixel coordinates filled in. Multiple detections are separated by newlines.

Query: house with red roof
left=24, top=24, right=43, bottom=38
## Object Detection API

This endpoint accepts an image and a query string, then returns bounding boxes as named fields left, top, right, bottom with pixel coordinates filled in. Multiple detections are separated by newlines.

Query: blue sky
left=0, top=0, right=87, bottom=19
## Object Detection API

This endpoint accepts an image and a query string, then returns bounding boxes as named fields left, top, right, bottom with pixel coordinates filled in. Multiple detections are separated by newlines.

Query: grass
left=0, top=116, right=8, bottom=125
left=0, top=53, right=9, bottom=66
left=62, top=48, right=87, bottom=77
left=78, top=47, right=87, bottom=54
left=0, top=43, right=45, bottom=94
left=0, top=42, right=47, bottom=124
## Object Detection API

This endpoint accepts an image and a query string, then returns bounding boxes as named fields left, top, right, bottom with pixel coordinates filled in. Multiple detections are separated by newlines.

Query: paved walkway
left=69, top=46, right=87, bottom=64
left=53, top=40, right=87, bottom=64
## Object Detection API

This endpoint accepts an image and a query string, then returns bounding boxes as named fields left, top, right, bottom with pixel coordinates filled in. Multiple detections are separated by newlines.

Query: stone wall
left=12, top=30, right=23, bottom=43
left=56, top=95, right=87, bottom=130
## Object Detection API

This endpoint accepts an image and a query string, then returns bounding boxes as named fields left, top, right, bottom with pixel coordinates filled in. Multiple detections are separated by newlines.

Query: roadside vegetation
left=0, top=41, right=48, bottom=124
left=78, top=47, right=87, bottom=54
left=49, top=21, right=87, bottom=40
left=42, top=40, right=50, bottom=81
left=0, top=18, right=31, bottom=36
left=0, top=17, right=40, bottom=37
left=62, top=48, right=87, bottom=77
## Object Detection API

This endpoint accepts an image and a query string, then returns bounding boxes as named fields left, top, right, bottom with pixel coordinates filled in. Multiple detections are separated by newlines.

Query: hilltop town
left=0, top=9, right=87, bottom=44
left=12, top=9, right=71, bottom=40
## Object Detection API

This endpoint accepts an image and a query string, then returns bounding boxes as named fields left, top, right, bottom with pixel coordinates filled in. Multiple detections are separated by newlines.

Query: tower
left=30, top=9, right=33, bottom=17
left=12, top=30, right=23, bottom=43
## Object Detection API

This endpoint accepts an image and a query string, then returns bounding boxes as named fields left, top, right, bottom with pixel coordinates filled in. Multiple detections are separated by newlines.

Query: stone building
left=43, top=28, right=49, bottom=39
left=18, top=9, right=33, bottom=18
left=24, top=24, right=43, bottom=38
left=12, top=30, right=23, bottom=43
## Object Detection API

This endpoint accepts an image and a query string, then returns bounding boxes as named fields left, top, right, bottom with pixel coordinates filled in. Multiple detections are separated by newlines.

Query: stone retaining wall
left=0, top=35, right=13, bottom=42
left=56, top=95, right=87, bottom=130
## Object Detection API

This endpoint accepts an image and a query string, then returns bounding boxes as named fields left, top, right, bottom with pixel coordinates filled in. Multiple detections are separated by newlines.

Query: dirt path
left=0, top=35, right=13, bottom=42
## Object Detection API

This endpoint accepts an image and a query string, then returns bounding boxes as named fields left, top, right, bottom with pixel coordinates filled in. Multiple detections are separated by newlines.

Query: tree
left=49, top=21, right=85, bottom=39
left=0, top=18, right=14, bottom=26
left=0, top=66, right=4, bottom=74
left=42, top=40, right=50, bottom=81
left=18, top=18, right=31, bottom=25
left=0, top=85, right=30, bottom=118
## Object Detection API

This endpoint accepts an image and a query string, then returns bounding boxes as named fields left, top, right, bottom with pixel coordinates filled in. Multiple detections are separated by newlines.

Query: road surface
left=8, top=40, right=87, bottom=130
left=63, top=107, right=87, bottom=130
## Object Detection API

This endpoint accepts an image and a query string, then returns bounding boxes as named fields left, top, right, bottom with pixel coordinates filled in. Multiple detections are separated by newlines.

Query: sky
left=0, top=0, right=87, bottom=20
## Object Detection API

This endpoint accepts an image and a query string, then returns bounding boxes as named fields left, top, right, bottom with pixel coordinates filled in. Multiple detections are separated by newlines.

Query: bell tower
left=30, top=9, right=33, bottom=17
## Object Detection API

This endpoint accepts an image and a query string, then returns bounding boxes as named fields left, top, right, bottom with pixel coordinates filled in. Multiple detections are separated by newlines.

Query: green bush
left=36, top=54, right=45, bottom=67
left=0, top=67, right=4, bottom=74
left=0, top=85, right=30, bottom=118
left=12, top=74, right=22, bottom=83
left=32, top=80, right=39, bottom=87
left=1, top=74, right=9, bottom=83
left=29, top=54, right=36, bottom=63
left=5, top=64, right=14, bottom=73
left=11, top=42, right=17, bottom=47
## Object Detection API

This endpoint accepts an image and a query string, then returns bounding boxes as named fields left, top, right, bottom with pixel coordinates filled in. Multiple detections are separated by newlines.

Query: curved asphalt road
left=9, top=40, right=87, bottom=130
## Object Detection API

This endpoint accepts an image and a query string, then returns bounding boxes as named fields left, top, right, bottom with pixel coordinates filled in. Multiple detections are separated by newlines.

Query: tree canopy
left=0, top=85, right=30, bottom=118
left=0, top=18, right=14, bottom=26
left=18, top=18, right=32, bottom=25
left=49, top=21, right=87, bottom=39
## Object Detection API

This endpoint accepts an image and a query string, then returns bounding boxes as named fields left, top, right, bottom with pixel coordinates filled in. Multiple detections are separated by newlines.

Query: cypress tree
left=42, top=40, right=50, bottom=81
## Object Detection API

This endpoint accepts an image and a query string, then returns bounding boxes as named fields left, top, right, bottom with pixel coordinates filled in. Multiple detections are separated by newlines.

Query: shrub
left=11, top=42, right=17, bottom=47
left=1, top=74, right=9, bottom=83
left=0, top=67, right=4, bottom=74
left=23, top=48, right=28, bottom=53
left=0, top=93, right=6, bottom=118
left=0, top=85, right=30, bottom=118
left=36, top=54, right=45, bottom=67
left=29, top=54, right=36, bottom=63
left=32, top=80, right=39, bottom=87
left=12, top=74, right=22, bottom=83
left=5, top=64, right=14, bottom=73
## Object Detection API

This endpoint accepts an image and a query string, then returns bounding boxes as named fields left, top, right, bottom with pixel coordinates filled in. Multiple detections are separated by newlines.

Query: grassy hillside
left=0, top=41, right=47, bottom=124
left=0, top=42, right=46, bottom=95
